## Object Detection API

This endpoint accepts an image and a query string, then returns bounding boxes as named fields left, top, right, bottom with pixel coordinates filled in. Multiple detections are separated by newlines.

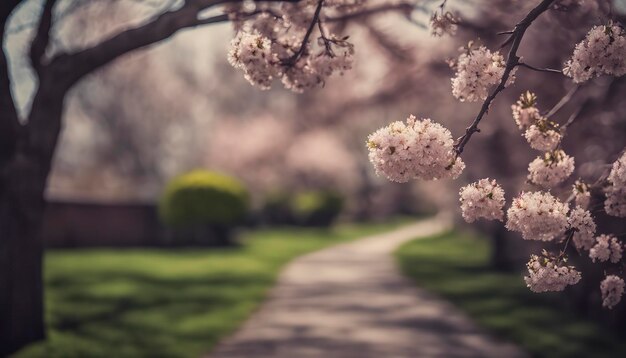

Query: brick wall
left=43, top=201, right=163, bottom=248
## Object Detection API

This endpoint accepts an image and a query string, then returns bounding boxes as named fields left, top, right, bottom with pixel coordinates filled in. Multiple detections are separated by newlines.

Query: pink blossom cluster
left=227, top=2, right=356, bottom=92
left=527, top=150, right=575, bottom=189
left=429, top=12, right=459, bottom=37
left=600, top=275, right=625, bottom=309
left=512, top=92, right=541, bottom=129
left=572, top=180, right=591, bottom=209
left=524, top=124, right=561, bottom=152
left=451, top=45, right=512, bottom=102
left=568, top=206, right=596, bottom=251
left=367, top=115, right=465, bottom=183
left=605, top=151, right=626, bottom=217
left=564, top=24, right=626, bottom=83
left=511, top=92, right=562, bottom=151
left=459, top=178, right=506, bottom=223
left=506, top=191, right=569, bottom=241
left=524, top=253, right=581, bottom=292
left=589, top=234, right=623, bottom=263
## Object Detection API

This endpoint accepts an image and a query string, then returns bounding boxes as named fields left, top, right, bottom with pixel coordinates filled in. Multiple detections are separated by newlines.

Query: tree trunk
left=0, top=76, right=65, bottom=355
left=0, top=155, right=48, bottom=356
left=490, top=224, right=514, bottom=272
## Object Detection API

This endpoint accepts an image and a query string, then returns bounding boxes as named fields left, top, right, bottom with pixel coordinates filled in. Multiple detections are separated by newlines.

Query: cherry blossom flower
left=528, top=150, right=575, bottom=189
left=564, top=23, right=626, bottom=83
left=524, top=252, right=581, bottom=292
left=572, top=180, right=591, bottom=209
left=367, top=115, right=464, bottom=183
left=568, top=206, right=596, bottom=251
left=605, top=151, right=626, bottom=217
left=459, top=178, right=506, bottom=223
left=589, top=234, right=623, bottom=263
left=506, top=191, right=569, bottom=241
left=451, top=44, right=513, bottom=102
left=430, top=12, right=459, bottom=37
left=511, top=91, right=541, bottom=130
left=600, top=275, right=625, bottom=309
left=524, top=122, right=561, bottom=152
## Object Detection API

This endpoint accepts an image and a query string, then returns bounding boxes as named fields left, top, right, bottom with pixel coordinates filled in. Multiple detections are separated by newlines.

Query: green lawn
left=16, top=220, right=409, bottom=358
left=395, top=231, right=626, bottom=358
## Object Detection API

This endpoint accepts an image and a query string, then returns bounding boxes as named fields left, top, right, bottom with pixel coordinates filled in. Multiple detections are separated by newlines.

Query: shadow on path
left=209, top=215, right=528, bottom=358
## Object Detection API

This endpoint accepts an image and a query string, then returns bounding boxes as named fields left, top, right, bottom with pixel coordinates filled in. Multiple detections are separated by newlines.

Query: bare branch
left=544, top=84, right=580, bottom=118
left=454, top=0, right=556, bottom=156
left=516, top=61, right=563, bottom=75
left=29, top=0, right=58, bottom=73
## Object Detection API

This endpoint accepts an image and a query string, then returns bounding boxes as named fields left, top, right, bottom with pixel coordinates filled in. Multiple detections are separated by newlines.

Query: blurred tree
left=0, top=0, right=420, bottom=354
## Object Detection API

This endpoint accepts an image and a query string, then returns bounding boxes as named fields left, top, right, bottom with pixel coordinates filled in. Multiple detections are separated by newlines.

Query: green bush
left=291, top=191, right=344, bottom=227
left=159, top=170, right=249, bottom=244
left=260, top=191, right=295, bottom=225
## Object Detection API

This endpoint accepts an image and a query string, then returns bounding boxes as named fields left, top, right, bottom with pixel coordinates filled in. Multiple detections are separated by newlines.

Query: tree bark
left=0, top=158, right=48, bottom=356
left=0, top=72, right=65, bottom=355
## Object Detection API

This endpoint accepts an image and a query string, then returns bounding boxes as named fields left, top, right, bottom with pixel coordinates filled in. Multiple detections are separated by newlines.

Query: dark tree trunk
left=0, top=75, right=65, bottom=355
left=0, top=158, right=48, bottom=356
left=489, top=224, right=514, bottom=272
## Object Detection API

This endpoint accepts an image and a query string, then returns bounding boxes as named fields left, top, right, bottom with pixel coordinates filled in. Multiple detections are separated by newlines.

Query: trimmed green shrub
left=159, top=170, right=249, bottom=245
left=291, top=191, right=344, bottom=227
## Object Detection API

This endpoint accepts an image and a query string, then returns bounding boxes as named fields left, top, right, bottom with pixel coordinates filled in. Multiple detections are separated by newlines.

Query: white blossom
left=506, top=191, right=569, bottom=241
left=600, top=275, right=625, bottom=309
left=568, top=207, right=596, bottom=251
left=459, top=178, right=506, bottom=223
left=511, top=91, right=541, bottom=129
left=589, top=234, right=623, bottom=263
left=528, top=150, right=575, bottom=189
left=572, top=180, right=591, bottom=209
left=228, top=30, right=277, bottom=90
left=367, top=115, right=465, bottom=183
left=564, top=24, right=626, bottom=83
left=524, top=253, right=581, bottom=292
left=430, top=12, right=459, bottom=37
left=451, top=45, right=513, bottom=102
left=605, top=151, right=626, bottom=217
left=227, top=3, right=356, bottom=93
left=524, top=124, right=561, bottom=152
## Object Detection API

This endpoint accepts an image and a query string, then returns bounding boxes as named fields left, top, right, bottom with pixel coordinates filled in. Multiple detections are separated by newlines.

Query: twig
left=454, top=0, right=557, bottom=156
left=516, top=62, right=563, bottom=74
left=544, top=85, right=580, bottom=118
left=282, top=0, right=324, bottom=66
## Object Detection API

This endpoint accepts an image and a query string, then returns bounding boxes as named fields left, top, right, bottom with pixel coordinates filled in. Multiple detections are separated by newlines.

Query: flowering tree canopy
left=222, top=0, right=626, bottom=310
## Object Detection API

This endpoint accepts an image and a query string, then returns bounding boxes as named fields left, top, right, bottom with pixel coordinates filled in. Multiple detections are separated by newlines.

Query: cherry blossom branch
left=454, top=0, right=556, bottom=156
left=516, top=61, right=563, bottom=75
left=282, top=0, right=324, bottom=66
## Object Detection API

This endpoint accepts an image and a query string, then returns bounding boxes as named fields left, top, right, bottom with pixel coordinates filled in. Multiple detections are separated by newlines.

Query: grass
left=395, top=231, right=626, bottom=358
left=15, top=219, right=410, bottom=358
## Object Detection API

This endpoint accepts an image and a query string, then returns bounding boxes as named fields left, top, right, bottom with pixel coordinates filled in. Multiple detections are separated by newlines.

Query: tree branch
left=454, top=0, right=556, bottom=156
left=282, top=0, right=323, bottom=66
left=29, top=0, right=58, bottom=73
left=516, top=61, right=562, bottom=75
left=0, top=44, right=20, bottom=166
left=44, top=0, right=301, bottom=89
left=544, top=84, right=579, bottom=118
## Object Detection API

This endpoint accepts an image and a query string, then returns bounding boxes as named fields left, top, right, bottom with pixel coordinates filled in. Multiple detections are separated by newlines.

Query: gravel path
left=209, top=215, right=527, bottom=358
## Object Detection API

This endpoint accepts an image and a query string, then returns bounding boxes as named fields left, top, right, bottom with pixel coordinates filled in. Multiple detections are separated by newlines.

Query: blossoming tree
left=365, top=0, right=626, bottom=311
left=0, top=0, right=420, bottom=354
left=0, top=0, right=625, bottom=355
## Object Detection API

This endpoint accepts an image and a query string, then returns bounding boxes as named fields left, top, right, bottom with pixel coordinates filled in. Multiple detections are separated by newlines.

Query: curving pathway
left=209, top=215, right=528, bottom=358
